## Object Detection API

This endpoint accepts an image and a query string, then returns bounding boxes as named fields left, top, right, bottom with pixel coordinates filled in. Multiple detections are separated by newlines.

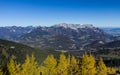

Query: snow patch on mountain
left=53, top=23, right=94, bottom=30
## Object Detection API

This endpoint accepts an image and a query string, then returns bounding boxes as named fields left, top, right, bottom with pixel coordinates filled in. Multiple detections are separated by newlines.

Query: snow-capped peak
left=53, top=23, right=94, bottom=30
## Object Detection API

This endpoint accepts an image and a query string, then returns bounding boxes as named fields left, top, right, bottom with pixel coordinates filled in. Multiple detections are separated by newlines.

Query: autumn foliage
left=1, top=53, right=117, bottom=75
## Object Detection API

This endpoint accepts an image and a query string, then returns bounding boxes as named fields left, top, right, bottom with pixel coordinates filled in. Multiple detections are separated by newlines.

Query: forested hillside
left=0, top=39, right=60, bottom=66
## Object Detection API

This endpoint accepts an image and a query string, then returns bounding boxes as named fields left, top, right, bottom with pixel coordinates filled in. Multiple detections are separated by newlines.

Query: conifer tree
left=21, top=54, right=40, bottom=75
left=42, top=54, right=57, bottom=75
left=7, top=58, right=20, bottom=75
left=57, top=54, right=68, bottom=75
left=5, top=52, right=118, bottom=75
left=81, top=54, right=88, bottom=75
left=96, top=58, right=107, bottom=75
left=88, top=55, right=96, bottom=75
left=81, top=54, right=96, bottom=75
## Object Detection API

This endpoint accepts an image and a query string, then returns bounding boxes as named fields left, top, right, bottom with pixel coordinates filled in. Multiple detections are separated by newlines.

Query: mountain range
left=19, top=23, right=114, bottom=50
left=0, top=23, right=118, bottom=50
left=0, top=26, right=34, bottom=40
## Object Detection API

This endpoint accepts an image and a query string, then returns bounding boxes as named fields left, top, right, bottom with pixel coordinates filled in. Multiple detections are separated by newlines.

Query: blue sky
left=0, top=0, right=120, bottom=27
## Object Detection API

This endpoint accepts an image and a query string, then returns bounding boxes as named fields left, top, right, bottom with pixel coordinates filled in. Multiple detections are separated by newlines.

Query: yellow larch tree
left=21, top=54, right=40, bottom=75
left=57, top=53, right=68, bottom=75
left=81, top=54, right=96, bottom=75
left=41, top=54, right=57, bottom=75
left=87, top=55, right=96, bottom=75
left=7, top=58, right=21, bottom=75
left=7, top=58, right=16, bottom=75
left=96, top=58, right=107, bottom=75
left=81, top=54, right=89, bottom=75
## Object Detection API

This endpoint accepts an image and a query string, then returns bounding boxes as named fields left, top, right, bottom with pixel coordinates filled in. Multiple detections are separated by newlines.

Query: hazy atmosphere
left=0, top=0, right=120, bottom=27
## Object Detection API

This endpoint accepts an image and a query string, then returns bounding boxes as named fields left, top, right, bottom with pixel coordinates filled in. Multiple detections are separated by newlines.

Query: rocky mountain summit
left=53, top=23, right=94, bottom=30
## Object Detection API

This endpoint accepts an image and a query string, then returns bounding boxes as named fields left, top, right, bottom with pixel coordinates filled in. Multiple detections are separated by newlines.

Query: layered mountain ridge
left=18, top=23, right=114, bottom=50
left=0, top=26, right=34, bottom=40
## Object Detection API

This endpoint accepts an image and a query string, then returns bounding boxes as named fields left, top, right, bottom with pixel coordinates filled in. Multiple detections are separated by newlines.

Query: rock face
left=19, top=23, right=114, bottom=50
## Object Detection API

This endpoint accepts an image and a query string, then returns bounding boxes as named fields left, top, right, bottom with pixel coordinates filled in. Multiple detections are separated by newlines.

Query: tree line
left=0, top=53, right=117, bottom=75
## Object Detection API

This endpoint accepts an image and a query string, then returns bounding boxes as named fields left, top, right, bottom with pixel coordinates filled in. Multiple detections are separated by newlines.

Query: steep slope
left=19, top=23, right=114, bottom=50
left=0, top=39, right=60, bottom=66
